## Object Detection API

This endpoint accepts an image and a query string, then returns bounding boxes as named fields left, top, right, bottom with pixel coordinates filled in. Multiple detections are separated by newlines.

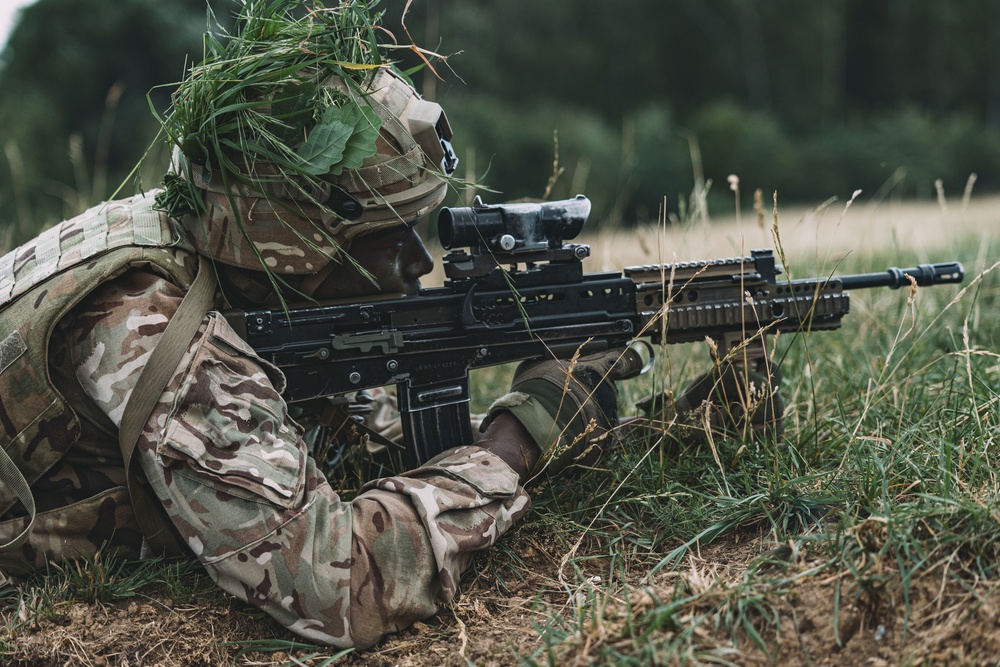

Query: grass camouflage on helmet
left=153, top=0, right=456, bottom=284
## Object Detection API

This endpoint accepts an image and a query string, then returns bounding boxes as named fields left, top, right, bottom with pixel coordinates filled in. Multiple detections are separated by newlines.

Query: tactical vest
left=0, top=192, right=201, bottom=573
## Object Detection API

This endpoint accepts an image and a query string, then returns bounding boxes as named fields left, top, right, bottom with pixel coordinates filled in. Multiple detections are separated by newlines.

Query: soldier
left=0, top=2, right=626, bottom=649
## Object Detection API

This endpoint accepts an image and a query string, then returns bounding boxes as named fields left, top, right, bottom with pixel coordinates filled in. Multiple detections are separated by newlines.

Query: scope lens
left=438, top=208, right=457, bottom=248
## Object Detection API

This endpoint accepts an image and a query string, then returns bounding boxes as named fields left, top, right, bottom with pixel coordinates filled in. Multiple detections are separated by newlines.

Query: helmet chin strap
left=216, top=260, right=340, bottom=308
left=216, top=264, right=285, bottom=308
left=297, top=257, right=343, bottom=298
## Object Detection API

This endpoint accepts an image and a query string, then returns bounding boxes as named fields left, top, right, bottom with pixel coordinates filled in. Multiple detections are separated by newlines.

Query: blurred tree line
left=1, top=0, right=999, bottom=245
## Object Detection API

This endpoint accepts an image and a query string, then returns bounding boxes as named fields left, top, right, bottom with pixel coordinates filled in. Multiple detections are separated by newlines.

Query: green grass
left=483, top=232, right=1000, bottom=664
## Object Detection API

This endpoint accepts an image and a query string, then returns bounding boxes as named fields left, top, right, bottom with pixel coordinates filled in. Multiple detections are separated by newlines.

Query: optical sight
left=439, top=195, right=591, bottom=254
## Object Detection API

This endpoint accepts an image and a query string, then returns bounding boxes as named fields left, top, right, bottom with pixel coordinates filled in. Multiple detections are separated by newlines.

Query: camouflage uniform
left=0, top=193, right=531, bottom=649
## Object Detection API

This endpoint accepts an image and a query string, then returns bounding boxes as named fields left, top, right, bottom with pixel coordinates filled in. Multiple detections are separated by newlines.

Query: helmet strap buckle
left=326, top=185, right=364, bottom=220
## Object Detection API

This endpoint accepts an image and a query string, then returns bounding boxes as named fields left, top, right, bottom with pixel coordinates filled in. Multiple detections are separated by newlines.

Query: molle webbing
left=0, top=195, right=169, bottom=305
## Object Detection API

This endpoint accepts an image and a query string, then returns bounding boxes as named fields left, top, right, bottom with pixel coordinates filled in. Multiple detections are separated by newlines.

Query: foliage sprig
left=155, top=0, right=393, bottom=219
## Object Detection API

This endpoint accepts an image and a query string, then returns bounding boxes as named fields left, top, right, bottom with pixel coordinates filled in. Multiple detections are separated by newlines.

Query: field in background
left=1, top=197, right=999, bottom=666
left=593, top=194, right=996, bottom=270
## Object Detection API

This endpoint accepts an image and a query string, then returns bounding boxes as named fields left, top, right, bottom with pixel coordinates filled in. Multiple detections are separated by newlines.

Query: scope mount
left=442, top=242, right=592, bottom=286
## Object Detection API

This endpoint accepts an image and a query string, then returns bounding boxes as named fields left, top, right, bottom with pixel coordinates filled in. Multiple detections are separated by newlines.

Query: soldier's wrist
left=475, top=412, right=540, bottom=484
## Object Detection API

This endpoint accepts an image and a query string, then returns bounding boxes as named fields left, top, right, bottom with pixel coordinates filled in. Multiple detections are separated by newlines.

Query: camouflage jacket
left=0, top=192, right=531, bottom=649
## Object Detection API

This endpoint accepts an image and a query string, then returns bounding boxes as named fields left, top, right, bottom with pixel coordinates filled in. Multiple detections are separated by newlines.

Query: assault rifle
left=225, top=195, right=964, bottom=467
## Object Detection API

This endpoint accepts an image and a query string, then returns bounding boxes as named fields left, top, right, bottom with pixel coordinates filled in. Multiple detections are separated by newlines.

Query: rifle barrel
left=838, top=262, right=964, bottom=290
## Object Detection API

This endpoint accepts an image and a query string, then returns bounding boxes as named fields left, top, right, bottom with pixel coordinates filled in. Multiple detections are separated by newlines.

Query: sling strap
left=118, top=255, right=217, bottom=556
left=0, top=442, right=36, bottom=556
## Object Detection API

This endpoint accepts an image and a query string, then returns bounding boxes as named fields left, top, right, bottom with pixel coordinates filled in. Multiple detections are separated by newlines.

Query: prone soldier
left=0, top=1, right=782, bottom=649
left=0, top=2, right=646, bottom=649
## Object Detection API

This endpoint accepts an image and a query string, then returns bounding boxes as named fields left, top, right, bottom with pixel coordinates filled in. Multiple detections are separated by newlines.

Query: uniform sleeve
left=67, top=270, right=531, bottom=649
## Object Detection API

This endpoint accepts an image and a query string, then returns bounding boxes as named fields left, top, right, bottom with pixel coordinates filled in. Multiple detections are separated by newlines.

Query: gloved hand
left=485, top=348, right=643, bottom=476
left=637, top=362, right=784, bottom=443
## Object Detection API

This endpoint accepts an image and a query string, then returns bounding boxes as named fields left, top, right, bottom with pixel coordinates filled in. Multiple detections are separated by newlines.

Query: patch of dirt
left=1, top=587, right=295, bottom=667
left=770, top=565, right=1000, bottom=667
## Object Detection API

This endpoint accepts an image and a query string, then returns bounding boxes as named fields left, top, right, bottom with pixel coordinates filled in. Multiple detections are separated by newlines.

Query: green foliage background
left=1, top=0, right=999, bottom=245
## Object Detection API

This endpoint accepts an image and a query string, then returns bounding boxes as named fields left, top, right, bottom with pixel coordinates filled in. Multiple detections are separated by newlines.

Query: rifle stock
left=225, top=195, right=965, bottom=467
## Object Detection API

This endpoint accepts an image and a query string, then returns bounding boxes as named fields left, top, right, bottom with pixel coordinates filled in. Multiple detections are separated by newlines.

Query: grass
left=0, top=208, right=997, bottom=665
left=494, top=226, right=1000, bottom=664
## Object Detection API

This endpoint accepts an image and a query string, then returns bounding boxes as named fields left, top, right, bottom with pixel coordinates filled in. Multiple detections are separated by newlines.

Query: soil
left=4, top=531, right=1000, bottom=667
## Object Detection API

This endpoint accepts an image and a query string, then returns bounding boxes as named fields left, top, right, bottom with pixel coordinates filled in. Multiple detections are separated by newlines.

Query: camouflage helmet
left=157, top=2, right=457, bottom=277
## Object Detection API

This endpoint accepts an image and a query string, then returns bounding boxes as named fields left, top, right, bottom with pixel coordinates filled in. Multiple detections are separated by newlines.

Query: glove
left=485, top=348, right=643, bottom=476
left=637, top=362, right=784, bottom=443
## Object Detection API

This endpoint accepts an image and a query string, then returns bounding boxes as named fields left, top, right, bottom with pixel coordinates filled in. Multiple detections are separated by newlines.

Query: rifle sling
left=0, top=441, right=36, bottom=556
left=118, top=255, right=216, bottom=557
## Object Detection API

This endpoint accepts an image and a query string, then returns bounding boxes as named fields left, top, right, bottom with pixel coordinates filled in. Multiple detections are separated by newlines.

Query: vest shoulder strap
left=117, top=255, right=216, bottom=557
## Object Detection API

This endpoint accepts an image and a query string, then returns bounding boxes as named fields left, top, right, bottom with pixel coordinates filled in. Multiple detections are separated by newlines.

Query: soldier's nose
left=402, top=233, right=434, bottom=281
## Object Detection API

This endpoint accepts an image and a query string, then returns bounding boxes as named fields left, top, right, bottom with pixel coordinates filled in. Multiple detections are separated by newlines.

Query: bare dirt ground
left=3, top=195, right=999, bottom=666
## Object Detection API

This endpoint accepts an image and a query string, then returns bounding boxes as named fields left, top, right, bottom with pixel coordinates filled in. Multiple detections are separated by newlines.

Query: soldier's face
left=314, top=220, right=434, bottom=299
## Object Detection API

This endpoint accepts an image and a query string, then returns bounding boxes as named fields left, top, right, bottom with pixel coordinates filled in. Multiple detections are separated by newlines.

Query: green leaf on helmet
left=269, top=82, right=318, bottom=143
left=296, top=103, right=382, bottom=176
left=334, top=105, right=382, bottom=175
